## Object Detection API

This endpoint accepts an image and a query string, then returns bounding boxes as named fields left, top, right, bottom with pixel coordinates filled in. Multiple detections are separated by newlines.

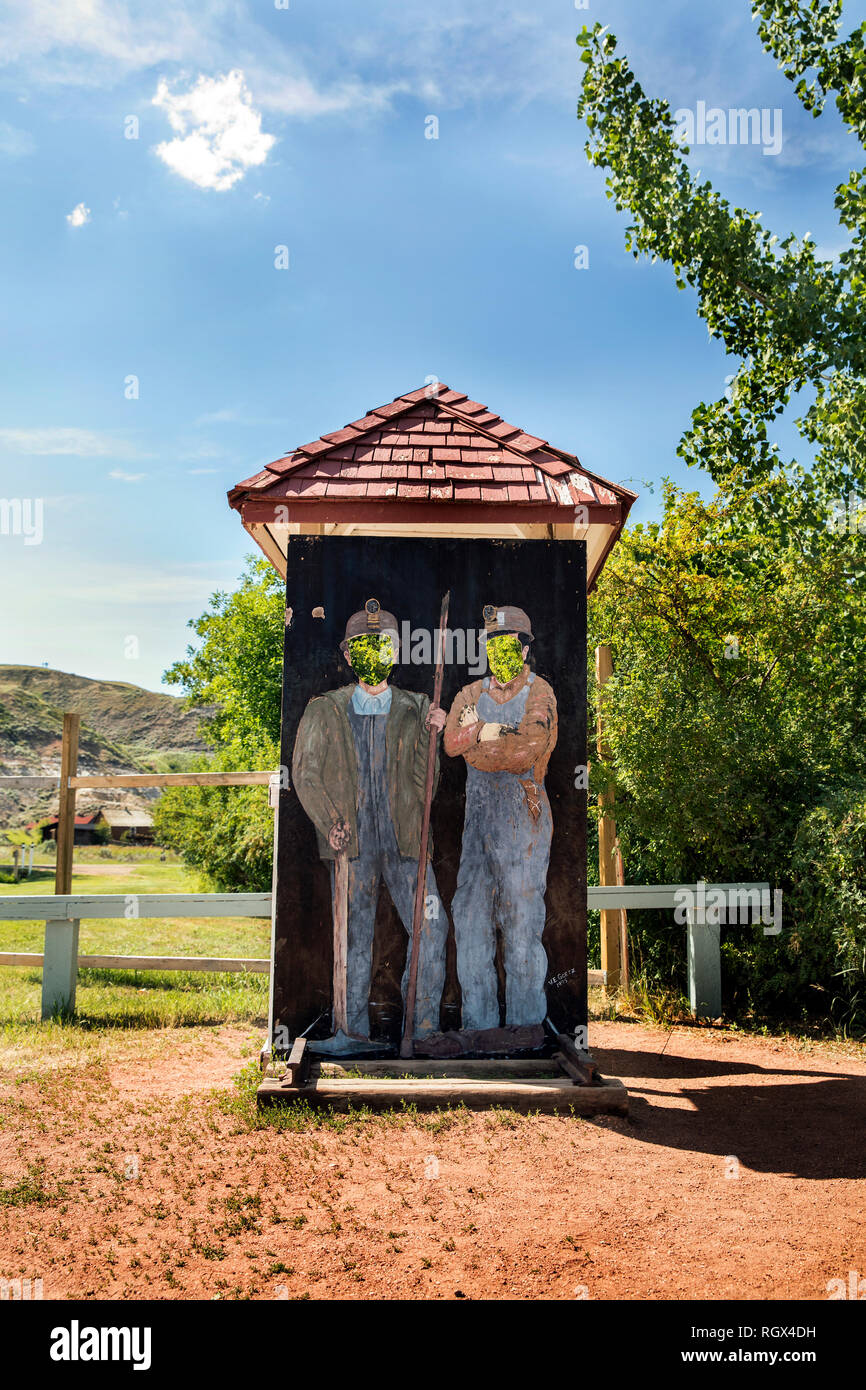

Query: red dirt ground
left=1, top=1021, right=864, bottom=1301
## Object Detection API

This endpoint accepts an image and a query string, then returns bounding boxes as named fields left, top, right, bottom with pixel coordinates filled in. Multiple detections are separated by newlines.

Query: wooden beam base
left=257, top=1049, right=628, bottom=1115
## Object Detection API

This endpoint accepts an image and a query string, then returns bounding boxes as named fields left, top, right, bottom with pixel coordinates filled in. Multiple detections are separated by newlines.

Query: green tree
left=152, top=557, right=284, bottom=890
left=578, top=3, right=866, bottom=1029
left=588, top=482, right=866, bottom=1024
left=577, top=2, right=866, bottom=555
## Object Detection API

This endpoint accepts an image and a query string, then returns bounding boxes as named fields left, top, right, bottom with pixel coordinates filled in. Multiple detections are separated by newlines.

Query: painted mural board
left=271, top=537, right=587, bottom=1056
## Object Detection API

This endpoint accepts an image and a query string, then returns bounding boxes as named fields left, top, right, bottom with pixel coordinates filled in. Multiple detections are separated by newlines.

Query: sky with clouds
left=1, top=0, right=864, bottom=691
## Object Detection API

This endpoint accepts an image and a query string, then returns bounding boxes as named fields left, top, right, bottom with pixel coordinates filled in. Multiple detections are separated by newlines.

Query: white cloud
left=108, top=469, right=146, bottom=482
left=0, top=0, right=208, bottom=85
left=152, top=70, right=275, bottom=191
left=0, top=121, right=35, bottom=156
left=0, top=427, right=138, bottom=457
left=194, top=408, right=237, bottom=425
left=188, top=467, right=219, bottom=475
left=66, top=201, right=90, bottom=227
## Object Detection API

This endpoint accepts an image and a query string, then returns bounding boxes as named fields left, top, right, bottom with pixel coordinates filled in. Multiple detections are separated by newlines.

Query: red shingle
left=397, top=483, right=429, bottom=499
left=529, top=452, right=573, bottom=477
left=398, top=386, right=447, bottom=404
left=448, top=463, right=493, bottom=481
left=321, top=426, right=363, bottom=445
left=295, top=438, right=333, bottom=458
left=326, top=480, right=367, bottom=497
left=346, top=412, right=389, bottom=431
left=291, top=476, right=329, bottom=497
left=382, top=463, right=408, bottom=479
left=509, top=432, right=547, bottom=452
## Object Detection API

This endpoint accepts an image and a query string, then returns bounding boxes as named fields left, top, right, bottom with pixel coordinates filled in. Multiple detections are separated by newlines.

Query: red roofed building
left=228, top=383, right=635, bottom=591
left=39, top=812, right=106, bottom=845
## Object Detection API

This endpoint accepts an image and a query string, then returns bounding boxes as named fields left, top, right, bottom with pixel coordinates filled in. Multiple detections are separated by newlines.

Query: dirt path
left=0, top=1021, right=863, bottom=1301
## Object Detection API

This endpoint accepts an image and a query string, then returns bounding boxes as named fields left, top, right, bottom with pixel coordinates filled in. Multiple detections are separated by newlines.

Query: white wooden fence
left=0, top=884, right=769, bottom=1021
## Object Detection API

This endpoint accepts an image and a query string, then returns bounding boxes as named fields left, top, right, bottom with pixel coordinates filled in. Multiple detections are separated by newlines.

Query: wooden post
left=54, top=713, right=79, bottom=897
left=42, top=712, right=80, bottom=1019
left=614, top=837, right=629, bottom=994
left=595, top=646, right=626, bottom=991
left=687, top=902, right=721, bottom=1019
left=12, top=846, right=20, bottom=883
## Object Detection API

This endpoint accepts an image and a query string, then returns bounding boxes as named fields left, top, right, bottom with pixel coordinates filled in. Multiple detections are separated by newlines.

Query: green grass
left=220, top=1060, right=480, bottom=1134
left=0, top=1159, right=69, bottom=1208
left=0, top=855, right=269, bottom=1038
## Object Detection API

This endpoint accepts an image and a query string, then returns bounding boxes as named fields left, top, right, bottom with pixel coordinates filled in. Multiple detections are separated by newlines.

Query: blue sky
left=1, top=0, right=863, bottom=692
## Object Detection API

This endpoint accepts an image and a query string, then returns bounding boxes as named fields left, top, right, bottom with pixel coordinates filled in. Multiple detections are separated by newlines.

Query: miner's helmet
left=341, top=599, right=400, bottom=654
left=482, top=604, right=534, bottom=643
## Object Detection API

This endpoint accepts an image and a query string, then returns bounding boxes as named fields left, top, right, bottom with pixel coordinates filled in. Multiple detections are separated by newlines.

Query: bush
left=786, top=790, right=866, bottom=1034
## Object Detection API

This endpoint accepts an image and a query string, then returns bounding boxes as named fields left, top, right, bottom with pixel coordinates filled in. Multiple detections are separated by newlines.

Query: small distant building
left=40, top=812, right=105, bottom=846
left=39, top=807, right=154, bottom=845
left=100, top=807, right=155, bottom=844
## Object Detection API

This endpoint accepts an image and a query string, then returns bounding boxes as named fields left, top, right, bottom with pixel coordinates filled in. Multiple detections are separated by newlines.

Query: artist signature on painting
left=547, top=967, right=577, bottom=989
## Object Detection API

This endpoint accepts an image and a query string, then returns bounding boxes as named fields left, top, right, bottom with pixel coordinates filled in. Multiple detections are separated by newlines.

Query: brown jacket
left=292, top=684, right=438, bottom=861
left=443, top=665, right=557, bottom=781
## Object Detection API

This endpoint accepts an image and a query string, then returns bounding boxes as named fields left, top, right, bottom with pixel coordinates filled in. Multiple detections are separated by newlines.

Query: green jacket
left=292, top=684, right=439, bottom=861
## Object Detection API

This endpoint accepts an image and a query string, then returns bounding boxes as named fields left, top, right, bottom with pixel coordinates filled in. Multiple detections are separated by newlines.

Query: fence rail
left=0, top=884, right=770, bottom=1020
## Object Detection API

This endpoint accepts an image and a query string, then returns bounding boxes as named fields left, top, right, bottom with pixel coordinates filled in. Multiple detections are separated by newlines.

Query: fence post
left=42, top=712, right=81, bottom=1020
left=595, top=645, right=627, bottom=990
left=686, top=902, right=721, bottom=1019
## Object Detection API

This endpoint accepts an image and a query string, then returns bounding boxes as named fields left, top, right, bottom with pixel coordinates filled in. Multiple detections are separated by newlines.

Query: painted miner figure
left=443, top=604, right=558, bottom=1033
left=292, top=599, right=447, bottom=1052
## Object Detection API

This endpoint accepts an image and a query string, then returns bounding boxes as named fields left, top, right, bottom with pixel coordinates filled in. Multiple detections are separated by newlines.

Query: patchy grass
left=220, top=1061, right=483, bottom=1136
left=0, top=1159, right=69, bottom=1208
left=0, top=858, right=269, bottom=1040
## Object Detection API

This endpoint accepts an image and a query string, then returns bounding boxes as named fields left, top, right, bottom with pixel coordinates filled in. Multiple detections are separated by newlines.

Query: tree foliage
left=152, top=557, right=284, bottom=891
left=577, top=2, right=866, bottom=557
left=578, top=4, right=866, bottom=1027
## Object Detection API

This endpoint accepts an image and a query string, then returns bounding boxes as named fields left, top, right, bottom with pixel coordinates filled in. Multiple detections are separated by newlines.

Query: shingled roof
left=228, top=383, right=636, bottom=589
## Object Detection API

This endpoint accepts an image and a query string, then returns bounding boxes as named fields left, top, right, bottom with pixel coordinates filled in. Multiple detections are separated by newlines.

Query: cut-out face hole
left=347, top=633, right=395, bottom=686
left=285, top=607, right=293, bottom=629
left=487, top=633, right=525, bottom=685
left=312, top=606, right=325, bottom=619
